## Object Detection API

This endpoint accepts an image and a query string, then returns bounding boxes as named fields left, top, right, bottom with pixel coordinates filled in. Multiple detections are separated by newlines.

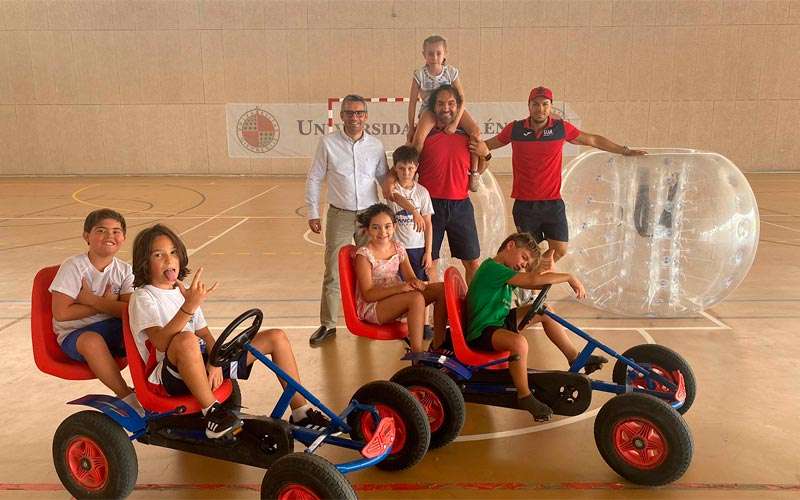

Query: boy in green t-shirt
left=465, top=232, right=607, bottom=421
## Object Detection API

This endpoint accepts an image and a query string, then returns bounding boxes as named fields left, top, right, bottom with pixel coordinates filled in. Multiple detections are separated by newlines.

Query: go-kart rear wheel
left=53, top=410, right=138, bottom=499
left=594, top=393, right=693, bottom=486
left=347, top=380, right=430, bottom=471
left=612, top=344, right=696, bottom=414
left=260, top=452, right=355, bottom=500
left=391, top=365, right=465, bottom=448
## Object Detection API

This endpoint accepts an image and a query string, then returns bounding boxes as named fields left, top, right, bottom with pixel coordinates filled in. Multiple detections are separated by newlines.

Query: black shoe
left=290, top=408, right=332, bottom=431
left=582, top=354, right=609, bottom=375
left=309, top=326, right=336, bottom=347
left=439, top=327, right=453, bottom=350
left=204, top=402, right=243, bottom=439
left=423, top=324, right=434, bottom=340
left=518, top=393, right=553, bottom=422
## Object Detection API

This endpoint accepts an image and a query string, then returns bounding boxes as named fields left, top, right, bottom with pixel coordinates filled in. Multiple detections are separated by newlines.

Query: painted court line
left=700, top=310, right=732, bottom=330
left=303, top=228, right=324, bottom=247
left=187, top=218, right=250, bottom=257
left=180, top=186, right=278, bottom=236
left=71, top=184, right=154, bottom=213
left=762, top=220, right=800, bottom=233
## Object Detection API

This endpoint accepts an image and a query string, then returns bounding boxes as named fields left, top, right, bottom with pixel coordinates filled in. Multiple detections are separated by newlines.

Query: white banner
left=226, top=101, right=580, bottom=159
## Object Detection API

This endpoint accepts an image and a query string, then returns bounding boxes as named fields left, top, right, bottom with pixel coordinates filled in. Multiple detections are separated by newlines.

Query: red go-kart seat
left=122, top=309, right=231, bottom=414
left=338, top=245, right=408, bottom=341
left=32, top=265, right=127, bottom=380
left=444, top=267, right=510, bottom=370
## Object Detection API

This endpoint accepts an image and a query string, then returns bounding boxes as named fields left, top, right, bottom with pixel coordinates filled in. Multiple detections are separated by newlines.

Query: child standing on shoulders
left=354, top=203, right=447, bottom=352
left=385, top=146, right=436, bottom=339
left=127, top=224, right=331, bottom=439
left=407, top=34, right=482, bottom=192
left=466, top=232, right=608, bottom=422
left=50, top=208, right=145, bottom=416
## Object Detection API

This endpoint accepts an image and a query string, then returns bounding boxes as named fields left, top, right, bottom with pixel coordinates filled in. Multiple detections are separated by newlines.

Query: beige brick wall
left=1, top=0, right=799, bottom=175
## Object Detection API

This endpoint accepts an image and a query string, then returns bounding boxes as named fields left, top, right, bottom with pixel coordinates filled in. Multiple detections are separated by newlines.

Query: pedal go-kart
left=339, top=247, right=696, bottom=486
left=32, top=266, right=431, bottom=499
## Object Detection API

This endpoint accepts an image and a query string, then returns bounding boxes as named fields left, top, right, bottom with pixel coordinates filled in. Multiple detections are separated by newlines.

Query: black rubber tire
left=260, top=452, right=355, bottom=500
left=612, top=344, right=696, bottom=414
left=594, top=393, right=693, bottom=486
left=53, top=410, right=138, bottom=499
left=347, top=380, right=430, bottom=471
left=391, top=365, right=465, bottom=449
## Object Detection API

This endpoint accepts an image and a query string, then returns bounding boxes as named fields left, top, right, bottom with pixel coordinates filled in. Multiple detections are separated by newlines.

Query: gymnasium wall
left=1, top=0, right=799, bottom=176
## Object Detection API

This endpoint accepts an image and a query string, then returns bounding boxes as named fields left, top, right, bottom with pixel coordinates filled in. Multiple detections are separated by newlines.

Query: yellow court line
left=71, top=184, right=172, bottom=214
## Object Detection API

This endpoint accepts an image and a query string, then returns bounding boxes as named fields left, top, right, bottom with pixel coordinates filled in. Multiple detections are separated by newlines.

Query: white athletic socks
left=291, top=403, right=312, bottom=421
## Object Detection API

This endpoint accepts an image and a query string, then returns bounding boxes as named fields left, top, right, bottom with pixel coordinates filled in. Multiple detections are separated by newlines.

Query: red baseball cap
left=529, top=86, right=553, bottom=102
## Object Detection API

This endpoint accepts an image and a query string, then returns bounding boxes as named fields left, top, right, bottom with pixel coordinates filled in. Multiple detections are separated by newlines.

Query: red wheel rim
left=631, top=364, right=676, bottom=394
left=65, top=436, right=109, bottom=491
left=631, top=364, right=678, bottom=400
left=612, top=417, right=668, bottom=469
left=360, top=404, right=407, bottom=455
left=408, top=385, right=445, bottom=432
left=277, top=483, right=320, bottom=500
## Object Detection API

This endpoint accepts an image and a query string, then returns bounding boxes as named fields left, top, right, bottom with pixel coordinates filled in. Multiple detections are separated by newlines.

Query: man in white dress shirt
left=305, top=95, right=389, bottom=347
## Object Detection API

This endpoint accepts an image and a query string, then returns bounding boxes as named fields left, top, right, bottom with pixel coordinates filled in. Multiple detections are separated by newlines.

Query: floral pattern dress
left=355, top=241, right=407, bottom=323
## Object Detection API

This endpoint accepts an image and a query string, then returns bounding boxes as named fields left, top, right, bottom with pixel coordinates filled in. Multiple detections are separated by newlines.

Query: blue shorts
left=405, top=247, right=429, bottom=281
left=431, top=198, right=480, bottom=261
left=60, top=318, right=126, bottom=362
left=512, top=199, right=569, bottom=243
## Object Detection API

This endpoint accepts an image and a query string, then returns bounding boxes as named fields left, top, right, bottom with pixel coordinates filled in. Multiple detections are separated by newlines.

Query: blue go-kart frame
left=405, top=283, right=694, bottom=415
left=50, top=308, right=409, bottom=499
left=393, top=273, right=696, bottom=486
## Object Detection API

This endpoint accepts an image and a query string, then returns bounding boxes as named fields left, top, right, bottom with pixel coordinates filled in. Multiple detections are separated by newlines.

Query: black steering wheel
left=517, top=284, right=551, bottom=331
left=208, top=308, right=263, bottom=367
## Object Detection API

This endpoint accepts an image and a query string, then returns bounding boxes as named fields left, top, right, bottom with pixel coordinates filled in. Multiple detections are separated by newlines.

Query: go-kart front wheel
left=260, top=452, right=355, bottom=500
left=348, top=380, right=430, bottom=471
left=53, top=410, right=138, bottom=499
left=391, top=365, right=465, bottom=448
left=594, top=393, right=693, bottom=486
left=612, top=343, right=696, bottom=414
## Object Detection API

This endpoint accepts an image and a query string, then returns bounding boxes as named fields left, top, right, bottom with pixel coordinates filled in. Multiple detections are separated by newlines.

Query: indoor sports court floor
left=1, top=173, right=798, bottom=499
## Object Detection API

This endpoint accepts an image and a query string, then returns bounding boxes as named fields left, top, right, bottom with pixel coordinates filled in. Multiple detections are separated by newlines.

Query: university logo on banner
left=226, top=102, right=580, bottom=159
left=236, top=108, right=280, bottom=153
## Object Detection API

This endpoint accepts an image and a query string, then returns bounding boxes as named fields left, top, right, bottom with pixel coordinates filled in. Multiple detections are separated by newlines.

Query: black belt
left=330, top=204, right=359, bottom=213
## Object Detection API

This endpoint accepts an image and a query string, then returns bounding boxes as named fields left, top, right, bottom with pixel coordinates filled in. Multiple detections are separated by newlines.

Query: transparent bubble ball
left=437, top=169, right=507, bottom=276
left=561, top=148, right=759, bottom=317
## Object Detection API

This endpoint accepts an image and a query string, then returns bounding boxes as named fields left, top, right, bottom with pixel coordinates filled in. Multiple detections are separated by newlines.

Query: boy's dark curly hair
left=131, top=224, right=190, bottom=288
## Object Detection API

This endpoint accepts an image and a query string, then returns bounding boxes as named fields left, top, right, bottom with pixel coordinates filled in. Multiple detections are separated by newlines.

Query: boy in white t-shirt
left=387, top=146, right=436, bottom=339
left=49, top=209, right=144, bottom=416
